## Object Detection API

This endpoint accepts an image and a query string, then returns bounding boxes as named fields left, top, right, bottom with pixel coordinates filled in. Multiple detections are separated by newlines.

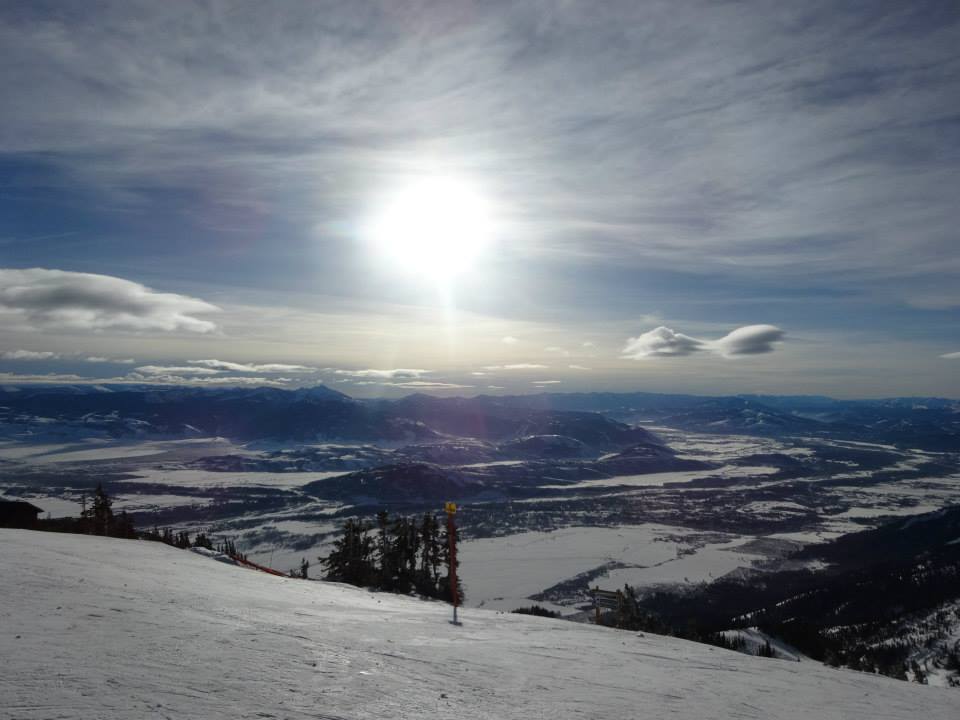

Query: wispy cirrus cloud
left=482, top=363, right=549, bottom=371
left=0, top=3, right=958, bottom=397
left=0, top=268, right=219, bottom=333
left=134, top=365, right=221, bottom=376
left=5, top=1, right=956, bottom=304
left=0, top=371, right=290, bottom=388
left=390, top=380, right=472, bottom=389
left=0, top=349, right=135, bottom=363
left=123, top=373, right=289, bottom=387
left=0, top=349, right=59, bottom=360
left=0, top=372, right=87, bottom=384
left=333, top=368, right=430, bottom=379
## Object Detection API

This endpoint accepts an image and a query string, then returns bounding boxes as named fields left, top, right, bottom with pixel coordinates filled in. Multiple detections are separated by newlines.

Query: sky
left=0, top=0, right=958, bottom=398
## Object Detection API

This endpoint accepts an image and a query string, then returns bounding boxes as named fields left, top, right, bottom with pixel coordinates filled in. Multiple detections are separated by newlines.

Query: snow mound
left=1, top=529, right=955, bottom=719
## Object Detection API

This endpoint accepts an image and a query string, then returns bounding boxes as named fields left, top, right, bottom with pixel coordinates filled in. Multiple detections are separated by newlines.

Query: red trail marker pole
left=445, top=501, right=460, bottom=625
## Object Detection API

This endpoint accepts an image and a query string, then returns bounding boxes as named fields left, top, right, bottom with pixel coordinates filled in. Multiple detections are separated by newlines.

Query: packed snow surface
left=1, top=530, right=956, bottom=720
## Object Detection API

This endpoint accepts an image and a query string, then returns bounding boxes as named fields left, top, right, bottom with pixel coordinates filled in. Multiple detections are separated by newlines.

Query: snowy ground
left=541, top=464, right=780, bottom=489
left=126, top=467, right=347, bottom=490
left=1, top=529, right=955, bottom=720
left=0, top=437, right=240, bottom=464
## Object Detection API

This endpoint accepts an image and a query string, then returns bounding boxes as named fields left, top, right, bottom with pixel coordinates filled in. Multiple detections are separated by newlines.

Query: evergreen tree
left=323, top=511, right=463, bottom=602
left=91, top=483, right=113, bottom=536
left=756, top=639, right=776, bottom=658
left=111, top=510, right=137, bottom=539
left=376, top=510, right=392, bottom=584
left=322, top=518, right=375, bottom=586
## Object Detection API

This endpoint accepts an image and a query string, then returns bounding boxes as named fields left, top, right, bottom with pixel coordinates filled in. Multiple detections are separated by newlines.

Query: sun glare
left=370, top=176, right=494, bottom=281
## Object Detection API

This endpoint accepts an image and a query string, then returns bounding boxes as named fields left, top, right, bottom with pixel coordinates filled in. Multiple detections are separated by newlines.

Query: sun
left=370, top=176, right=494, bottom=280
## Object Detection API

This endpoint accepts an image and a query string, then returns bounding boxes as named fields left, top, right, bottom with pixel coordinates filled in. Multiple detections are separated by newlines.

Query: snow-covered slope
left=1, top=530, right=955, bottom=719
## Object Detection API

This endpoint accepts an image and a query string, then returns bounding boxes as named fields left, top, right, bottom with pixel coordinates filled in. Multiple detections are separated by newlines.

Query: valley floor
left=1, top=529, right=956, bottom=720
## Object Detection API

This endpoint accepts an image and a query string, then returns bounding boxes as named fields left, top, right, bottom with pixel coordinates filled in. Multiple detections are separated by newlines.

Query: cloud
left=482, top=363, right=549, bottom=370
left=0, top=268, right=219, bottom=333
left=0, top=371, right=290, bottom=388
left=0, top=349, right=59, bottom=360
left=623, top=325, right=784, bottom=359
left=622, top=327, right=705, bottom=358
left=581, top=342, right=595, bottom=348
left=942, top=352, right=960, bottom=359
left=532, top=380, right=562, bottom=385
left=189, top=359, right=315, bottom=373
left=0, top=3, right=956, bottom=398
left=390, top=381, right=473, bottom=389
left=125, top=373, right=288, bottom=387
left=501, top=336, right=518, bottom=344
left=1, top=350, right=140, bottom=363
left=333, top=368, right=431, bottom=379
left=134, top=365, right=222, bottom=376
left=544, top=346, right=570, bottom=356
left=712, top=325, right=785, bottom=357
left=0, top=372, right=88, bottom=383
left=1, top=2, right=958, bottom=324
left=568, top=364, right=591, bottom=370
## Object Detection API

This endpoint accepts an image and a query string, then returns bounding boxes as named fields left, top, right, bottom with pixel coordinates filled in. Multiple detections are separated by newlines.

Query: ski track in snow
left=1, top=530, right=956, bottom=720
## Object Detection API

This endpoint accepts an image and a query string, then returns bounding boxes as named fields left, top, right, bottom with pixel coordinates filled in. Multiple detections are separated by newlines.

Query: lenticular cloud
left=623, top=324, right=784, bottom=359
left=0, top=268, right=219, bottom=333
left=622, top=327, right=706, bottom=358
left=712, top=325, right=785, bottom=357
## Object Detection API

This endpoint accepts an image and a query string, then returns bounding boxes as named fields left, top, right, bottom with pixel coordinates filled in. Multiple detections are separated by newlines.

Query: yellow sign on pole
left=445, top=501, right=457, bottom=514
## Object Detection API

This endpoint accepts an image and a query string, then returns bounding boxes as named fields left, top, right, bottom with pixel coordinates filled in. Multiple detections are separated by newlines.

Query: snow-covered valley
left=2, top=425, right=959, bottom=613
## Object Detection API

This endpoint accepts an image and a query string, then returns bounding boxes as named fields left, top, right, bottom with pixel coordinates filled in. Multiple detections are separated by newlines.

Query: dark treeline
left=594, top=585, right=754, bottom=655
left=139, top=525, right=245, bottom=559
left=37, top=483, right=136, bottom=539
left=35, top=482, right=246, bottom=560
left=602, top=516, right=960, bottom=682
left=322, top=510, right=463, bottom=603
left=512, top=605, right=560, bottom=619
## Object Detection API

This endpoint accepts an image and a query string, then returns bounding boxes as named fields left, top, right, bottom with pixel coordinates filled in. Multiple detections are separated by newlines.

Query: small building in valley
left=0, top=499, right=43, bottom=529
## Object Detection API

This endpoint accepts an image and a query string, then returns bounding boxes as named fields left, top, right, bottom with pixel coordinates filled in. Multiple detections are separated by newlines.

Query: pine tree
left=757, top=639, right=776, bottom=658
left=376, top=510, right=392, bottom=586
left=322, top=518, right=375, bottom=586
left=111, top=510, right=137, bottom=539
left=91, top=483, right=113, bottom=536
